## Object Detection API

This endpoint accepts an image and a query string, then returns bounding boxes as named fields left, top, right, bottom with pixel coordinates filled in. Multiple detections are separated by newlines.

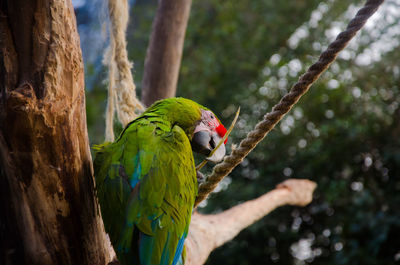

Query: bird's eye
left=210, top=114, right=214, bottom=119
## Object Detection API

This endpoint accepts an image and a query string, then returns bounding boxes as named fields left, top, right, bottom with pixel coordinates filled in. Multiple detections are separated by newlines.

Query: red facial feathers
left=216, top=124, right=228, bottom=144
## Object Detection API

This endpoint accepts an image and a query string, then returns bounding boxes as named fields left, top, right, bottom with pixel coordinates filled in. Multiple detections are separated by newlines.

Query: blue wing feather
left=172, top=234, right=186, bottom=265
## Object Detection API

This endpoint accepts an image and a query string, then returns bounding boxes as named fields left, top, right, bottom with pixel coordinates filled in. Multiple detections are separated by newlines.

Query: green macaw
left=94, top=98, right=227, bottom=265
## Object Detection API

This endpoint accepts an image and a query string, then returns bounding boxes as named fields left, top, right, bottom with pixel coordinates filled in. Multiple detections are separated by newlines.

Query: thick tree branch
left=185, top=179, right=317, bottom=265
left=141, top=0, right=192, bottom=106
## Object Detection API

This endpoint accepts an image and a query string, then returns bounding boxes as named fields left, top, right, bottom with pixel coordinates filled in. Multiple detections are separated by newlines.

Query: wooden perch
left=185, top=179, right=317, bottom=265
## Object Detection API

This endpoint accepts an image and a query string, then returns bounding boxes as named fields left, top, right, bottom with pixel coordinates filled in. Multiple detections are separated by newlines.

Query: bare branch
left=185, top=179, right=317, bottom=265
left=141, top=0, right=192, bottom=106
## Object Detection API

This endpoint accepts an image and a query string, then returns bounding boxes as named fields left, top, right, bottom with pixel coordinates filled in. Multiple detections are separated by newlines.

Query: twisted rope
left=195, top=0, right=385, bottom=207
left=104, top=0, right=144, bottom=142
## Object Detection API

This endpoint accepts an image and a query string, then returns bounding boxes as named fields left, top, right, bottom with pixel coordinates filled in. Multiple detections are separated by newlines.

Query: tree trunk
left=0, top=0, right=110, bottom=264
left=141, top=0, right=192, bottom=107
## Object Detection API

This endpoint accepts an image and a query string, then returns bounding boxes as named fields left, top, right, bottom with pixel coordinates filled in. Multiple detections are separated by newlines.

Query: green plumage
left=94, top=98, right=205, bottom=265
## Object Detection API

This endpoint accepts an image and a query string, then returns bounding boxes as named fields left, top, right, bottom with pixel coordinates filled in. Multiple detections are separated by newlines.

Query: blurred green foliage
left=77, top=0, right=400, bottom=264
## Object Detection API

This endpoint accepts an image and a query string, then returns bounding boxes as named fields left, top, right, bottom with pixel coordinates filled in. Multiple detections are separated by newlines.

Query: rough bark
left=141, top=0, right=192, bottom=107
left=185, top=179, right=316, bottom=265
left=0, top=0, right=110, bottom=264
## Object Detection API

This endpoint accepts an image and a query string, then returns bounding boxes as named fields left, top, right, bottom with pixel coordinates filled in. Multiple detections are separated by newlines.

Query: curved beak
left=191, top=130, right=226, bottom=163
left=206, top=133, right=226, bottom=163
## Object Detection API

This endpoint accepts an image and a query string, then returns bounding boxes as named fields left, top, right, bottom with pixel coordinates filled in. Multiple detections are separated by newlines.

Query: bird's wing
left=94, top=117, right=197, bottom=265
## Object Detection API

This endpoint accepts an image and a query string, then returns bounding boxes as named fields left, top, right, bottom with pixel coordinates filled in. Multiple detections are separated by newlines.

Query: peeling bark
left=0, top=0, right=110, bottom=264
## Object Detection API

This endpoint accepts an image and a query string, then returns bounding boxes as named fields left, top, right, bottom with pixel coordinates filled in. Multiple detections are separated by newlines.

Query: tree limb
left=185, top=179, right=317, bottom=265
left=141, top=0, right=192, bottom=107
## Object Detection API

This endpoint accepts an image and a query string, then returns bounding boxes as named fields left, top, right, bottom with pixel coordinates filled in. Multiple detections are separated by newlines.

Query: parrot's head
left=144, top=97, right=228, bottom=163
left=191, top=108, right=227, bottom=163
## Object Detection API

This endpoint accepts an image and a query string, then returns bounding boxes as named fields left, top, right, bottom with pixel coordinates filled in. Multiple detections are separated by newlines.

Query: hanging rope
left=195, top=0, right=385, bottom=207
left=104, top=0, right=144, bottom=142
